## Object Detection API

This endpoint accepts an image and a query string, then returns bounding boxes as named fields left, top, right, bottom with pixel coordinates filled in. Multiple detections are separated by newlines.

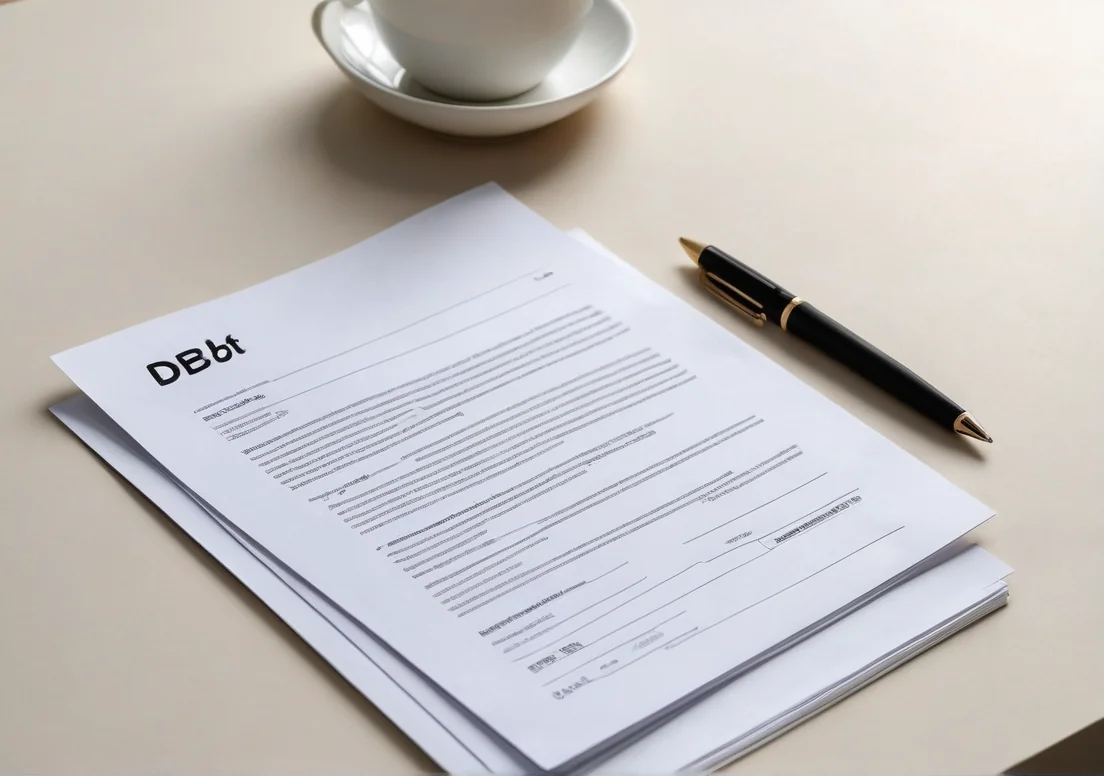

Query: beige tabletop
left=2, top=0, right=1103, bottom=773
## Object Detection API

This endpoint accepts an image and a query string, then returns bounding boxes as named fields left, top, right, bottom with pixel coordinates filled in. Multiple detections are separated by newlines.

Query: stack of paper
left=50, top=184, right=1009, bottom=774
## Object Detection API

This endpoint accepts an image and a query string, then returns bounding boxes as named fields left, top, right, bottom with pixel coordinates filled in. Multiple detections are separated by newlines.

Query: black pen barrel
left=784, top=302, right=963, bottom=429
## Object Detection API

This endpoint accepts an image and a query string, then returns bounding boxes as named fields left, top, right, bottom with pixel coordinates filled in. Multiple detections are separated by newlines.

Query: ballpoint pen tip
left=954, top=412, right=992, bottom=443
left=678, top=237, right=707, bottom=265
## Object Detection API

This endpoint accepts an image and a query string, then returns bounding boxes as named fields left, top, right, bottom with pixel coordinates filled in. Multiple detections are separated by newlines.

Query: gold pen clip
left=700, top=270, right=767, bottom=326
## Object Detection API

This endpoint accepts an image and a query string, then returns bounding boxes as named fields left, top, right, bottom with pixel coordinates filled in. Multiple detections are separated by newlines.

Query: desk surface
left=2, top=0, right=1103, bottom=772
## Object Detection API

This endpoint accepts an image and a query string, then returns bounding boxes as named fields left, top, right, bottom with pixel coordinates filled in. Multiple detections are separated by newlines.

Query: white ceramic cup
left=363, top=0, right=593, bottom=101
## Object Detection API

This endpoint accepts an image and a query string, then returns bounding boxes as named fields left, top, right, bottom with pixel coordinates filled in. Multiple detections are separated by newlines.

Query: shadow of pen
left=675, top=267, right=987, bottom=462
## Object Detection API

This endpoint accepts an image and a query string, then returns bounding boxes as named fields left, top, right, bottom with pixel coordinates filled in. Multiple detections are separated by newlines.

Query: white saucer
left=311, top=0, right=635, bottom=137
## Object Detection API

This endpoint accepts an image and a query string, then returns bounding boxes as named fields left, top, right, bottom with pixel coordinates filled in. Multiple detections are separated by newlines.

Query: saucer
left=311, top=0, right=635, bottom=137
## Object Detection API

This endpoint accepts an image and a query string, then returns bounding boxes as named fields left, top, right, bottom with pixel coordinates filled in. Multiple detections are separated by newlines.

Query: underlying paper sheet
left=50, top=393, right=1009, bottom=775
left=52, top=393, right=515, bottom=774
left=52, top=184, right=994, bottom=769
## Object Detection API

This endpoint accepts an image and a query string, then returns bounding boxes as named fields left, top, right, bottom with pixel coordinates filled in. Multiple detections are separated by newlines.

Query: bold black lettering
left=207, top=338, right=233, bottom=363
left=177, top=348, right=211, bottom=375
left=226, top=335, right=245, bottom=354
left=147, top=361, right=180, bottom=386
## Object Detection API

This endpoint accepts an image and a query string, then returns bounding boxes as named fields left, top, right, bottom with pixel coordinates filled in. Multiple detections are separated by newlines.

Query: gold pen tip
left=954, top=412, right=992, bottom=443
left=678, top=237, right=708, bottom=265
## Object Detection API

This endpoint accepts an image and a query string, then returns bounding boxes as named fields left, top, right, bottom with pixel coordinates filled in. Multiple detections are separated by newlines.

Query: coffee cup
left=362, top=0, right=593, bottom=101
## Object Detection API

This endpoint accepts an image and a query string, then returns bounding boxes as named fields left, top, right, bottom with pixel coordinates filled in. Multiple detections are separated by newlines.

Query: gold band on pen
left=780, top=297, right=803, bottom=332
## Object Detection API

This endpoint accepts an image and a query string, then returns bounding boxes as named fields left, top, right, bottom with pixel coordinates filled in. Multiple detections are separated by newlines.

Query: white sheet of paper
left=52, top=392, right=511, bottom=773
left=50, top=392, right=1009, bottom=774
left=52, top=184, right=996, bottom=769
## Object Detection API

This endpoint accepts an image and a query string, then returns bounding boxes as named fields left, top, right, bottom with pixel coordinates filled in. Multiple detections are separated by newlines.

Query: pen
left=679, top=238, right=992, bottom=443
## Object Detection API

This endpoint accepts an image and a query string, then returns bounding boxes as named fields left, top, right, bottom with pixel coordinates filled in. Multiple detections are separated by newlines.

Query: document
left=51, top=389, right=1012, bottom=775
left=52, top=184, right=994, bottom=770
